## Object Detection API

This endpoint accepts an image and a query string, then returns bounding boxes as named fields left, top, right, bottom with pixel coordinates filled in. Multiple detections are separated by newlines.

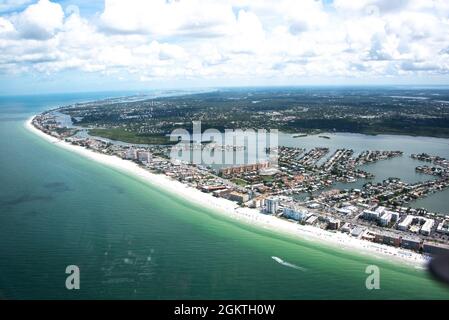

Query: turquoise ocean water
left=0, top=92, right=449, bottom=299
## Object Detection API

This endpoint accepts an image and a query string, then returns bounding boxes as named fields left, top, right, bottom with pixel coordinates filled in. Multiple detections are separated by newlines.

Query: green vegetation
left=262, top=175, right=274, bottom=183
left=61, top=88, right=449, bottom=140
left=231, top=178, right=248, bottom=187
left=55, top=127, right=78, bottom=136
left=292, top=118, right=449, bottom=138
left=88, top=128, right=176, bottom=145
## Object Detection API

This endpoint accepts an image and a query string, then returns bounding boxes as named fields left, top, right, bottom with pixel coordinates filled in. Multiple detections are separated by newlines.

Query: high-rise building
left=283, top=207, right=309, bottom=221
left=125, top=148, right=137, bottom=160
left=137, top=151, right=152, bottom=163
left=265, top=197, right=279, bottom=214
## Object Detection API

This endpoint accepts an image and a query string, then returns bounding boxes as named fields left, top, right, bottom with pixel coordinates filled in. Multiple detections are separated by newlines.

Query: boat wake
left=271, top=256, right=307, bottom=271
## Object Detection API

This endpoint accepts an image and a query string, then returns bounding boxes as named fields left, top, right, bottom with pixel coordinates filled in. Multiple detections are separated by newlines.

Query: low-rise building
left=327, top=218, right=341, bottom=230
left=420, top=219, right=434, bottom=236
left=305, top=215, right=318, bottom=225
left=401, top=237, right=422, bottom=251
left=398, top=215, right=414, bottom=231
left=379, top=210, right=399, bottom=226
left=201, top=185, right=227, bottom=193
left=336, top=208, right=352, bottom=215
left=362, top=210, right=379, bottom=221
left=341, top=222, right=352, bottom=233
left=379, top=212, right=392, bottom=226
left=336, top=205, right=358, bottom=216
left=422, top=242, right=449, bottom=256
left=361, top=231, right=376, bottom=242
left=437, top=220, right=449, bottom=235
left=374, top=232, right=402, bottom=247
left=249, top=197, right=264, bottom=208
left=375, top=206, right=386, bottom=215
left=307, top=203, right=320, bottom=209
left=351, top=226, right=365, bottom=238
left=227, top=191, right=249, bottom=204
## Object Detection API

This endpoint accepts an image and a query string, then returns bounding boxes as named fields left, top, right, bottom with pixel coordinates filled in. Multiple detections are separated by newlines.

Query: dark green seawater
left=1, top=93, right=449, bottom=299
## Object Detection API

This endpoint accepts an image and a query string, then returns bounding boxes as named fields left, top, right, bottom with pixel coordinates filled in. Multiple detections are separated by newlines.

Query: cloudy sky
left=0, top=0, right=448, bottom=94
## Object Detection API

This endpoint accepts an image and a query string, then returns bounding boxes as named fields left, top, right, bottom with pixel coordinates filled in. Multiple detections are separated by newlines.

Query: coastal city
left=4, top=0, right=449, bottom=303
left=33, top=110, right=449, bottom=259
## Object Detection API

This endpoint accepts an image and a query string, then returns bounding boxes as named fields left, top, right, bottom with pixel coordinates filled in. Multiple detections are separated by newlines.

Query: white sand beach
left=25, top=116, right=429, bottom=268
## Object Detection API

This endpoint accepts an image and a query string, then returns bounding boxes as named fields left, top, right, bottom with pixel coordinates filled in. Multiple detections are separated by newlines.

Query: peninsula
left=27, top=89, right=449, bottom=267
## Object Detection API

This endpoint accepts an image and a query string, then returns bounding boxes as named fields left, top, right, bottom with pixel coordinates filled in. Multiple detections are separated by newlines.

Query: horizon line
left=2, top=84, right=449, bottom=97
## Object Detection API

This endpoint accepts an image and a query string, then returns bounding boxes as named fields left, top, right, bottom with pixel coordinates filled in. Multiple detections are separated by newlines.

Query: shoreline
left=290, top=130, right=449, bottom=142
left=25, top=116, right=429, bottom=269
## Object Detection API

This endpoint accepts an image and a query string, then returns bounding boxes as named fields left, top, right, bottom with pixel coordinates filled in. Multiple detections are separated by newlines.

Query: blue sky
left=0, top=0, right=448, bottom=95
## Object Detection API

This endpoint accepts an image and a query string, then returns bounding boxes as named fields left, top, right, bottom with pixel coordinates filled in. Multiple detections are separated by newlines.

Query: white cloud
left=12, top=0, right=64, bottom=40
left=100, top=0, right=236, bottom=38
left=0, top=17, right=15, bottom=34
left=0, top=0, right=448, bottom=82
